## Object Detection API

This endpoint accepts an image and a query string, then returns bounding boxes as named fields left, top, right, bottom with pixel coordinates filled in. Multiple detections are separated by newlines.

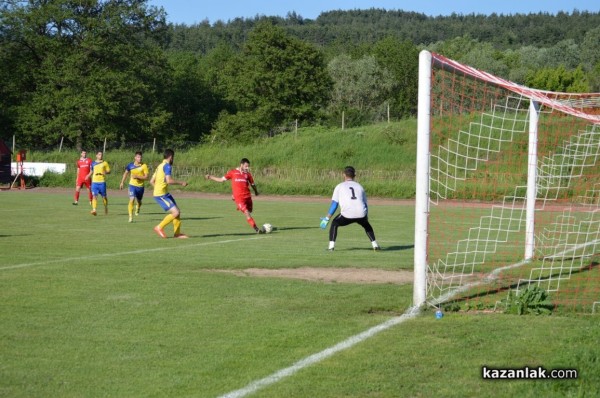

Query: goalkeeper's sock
left=328, top=241, right=335, bottom=250
left=371, top=240, right=379, bottom=248
left=159, top=214, right=175, bottom=229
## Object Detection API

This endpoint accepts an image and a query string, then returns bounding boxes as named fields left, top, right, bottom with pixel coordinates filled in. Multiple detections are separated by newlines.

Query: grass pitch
left=1, top=189, right=598, bottom=397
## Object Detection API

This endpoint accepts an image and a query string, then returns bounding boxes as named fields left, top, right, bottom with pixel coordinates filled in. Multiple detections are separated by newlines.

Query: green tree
left=327, top=54, right=395, bottom=127
left=581, top=27, right=600, bottom=71
left=461, top=42, right=509, bottom=78
left=372, top=37, right=419, bottom=118
left=525, top=65, right=589, bottom=92
left=0, top=0, right=171, bottom=149
left=429, top=35, right=479, bottom=61
left=210, top=21, right=332, bottom=143
left=165, top=51, right=225, bottom=142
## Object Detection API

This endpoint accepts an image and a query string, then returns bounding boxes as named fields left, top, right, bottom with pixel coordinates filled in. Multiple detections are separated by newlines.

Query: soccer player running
left=73, top=150, right=93, bottom=205
left=119, top=151, right=149, bottom=223
left=205, top=158, right=265, bottom=234
left=150, top=149, right=188, bottom=239
left=320, top=166, right=381, bottom=251
left=86, top=151, right=111, bottom=216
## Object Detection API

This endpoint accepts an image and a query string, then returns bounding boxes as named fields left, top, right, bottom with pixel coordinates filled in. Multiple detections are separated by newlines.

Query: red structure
left=12, top=149, right=26, bottom=189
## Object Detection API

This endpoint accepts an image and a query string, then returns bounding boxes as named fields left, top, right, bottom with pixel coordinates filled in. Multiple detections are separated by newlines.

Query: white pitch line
left=218, top=306, right=421, bottom=398
left=0, top=237, right=265, bottom=271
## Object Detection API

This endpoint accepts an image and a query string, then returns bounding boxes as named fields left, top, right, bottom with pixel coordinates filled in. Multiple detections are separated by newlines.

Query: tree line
left=1, top=1, right=599, bottom=151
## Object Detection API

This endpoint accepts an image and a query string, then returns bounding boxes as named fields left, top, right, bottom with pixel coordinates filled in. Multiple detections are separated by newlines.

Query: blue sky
left=148, top=0, right=599, bottom=25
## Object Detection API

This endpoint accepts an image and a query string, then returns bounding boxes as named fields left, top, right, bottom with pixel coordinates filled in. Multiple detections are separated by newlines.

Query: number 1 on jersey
left=349, top=187, right=357, bottom=199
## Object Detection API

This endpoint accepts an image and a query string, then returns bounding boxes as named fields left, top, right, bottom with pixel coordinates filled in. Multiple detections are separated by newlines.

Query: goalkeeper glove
left=320, top=216, right=330, bottom=229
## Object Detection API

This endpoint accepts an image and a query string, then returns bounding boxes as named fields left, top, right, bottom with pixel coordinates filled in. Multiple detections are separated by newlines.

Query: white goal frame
left=414, top=50, right=600, bottom=310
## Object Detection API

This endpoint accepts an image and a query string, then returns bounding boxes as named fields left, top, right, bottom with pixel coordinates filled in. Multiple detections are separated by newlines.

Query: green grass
left=26, top=121, right=419, bottom=198
left=1, top=190, right=598, bottom=397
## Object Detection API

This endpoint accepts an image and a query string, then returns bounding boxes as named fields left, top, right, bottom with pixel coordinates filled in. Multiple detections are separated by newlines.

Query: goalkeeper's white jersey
left=331, top=180, right=368, bottom=219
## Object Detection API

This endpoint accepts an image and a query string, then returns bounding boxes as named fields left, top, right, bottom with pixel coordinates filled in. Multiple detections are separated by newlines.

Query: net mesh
left=425, top=53, right=600, bottom=313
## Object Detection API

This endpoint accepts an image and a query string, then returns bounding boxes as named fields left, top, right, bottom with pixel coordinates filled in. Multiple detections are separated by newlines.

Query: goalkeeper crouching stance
left=320, top=166, right=381, bottom=251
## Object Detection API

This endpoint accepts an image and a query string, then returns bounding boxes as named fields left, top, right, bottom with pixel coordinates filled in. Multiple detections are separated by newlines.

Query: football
left=262, top=223, right=273, bottom=233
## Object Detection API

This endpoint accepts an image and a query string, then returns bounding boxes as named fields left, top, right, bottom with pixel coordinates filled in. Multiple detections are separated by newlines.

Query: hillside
left=35, top=121, right=419, bottom=198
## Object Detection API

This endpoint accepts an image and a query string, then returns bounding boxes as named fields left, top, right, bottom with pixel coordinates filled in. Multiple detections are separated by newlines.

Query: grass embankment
left=28, top=121, right=419, bottom=198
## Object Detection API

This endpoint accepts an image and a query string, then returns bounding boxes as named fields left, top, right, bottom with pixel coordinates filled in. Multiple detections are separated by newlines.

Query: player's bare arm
left=119, top=170, right=129, bottom=190
left=205, top=174, right=226, bottom=183
left=166, top=175, right=187, bottom=187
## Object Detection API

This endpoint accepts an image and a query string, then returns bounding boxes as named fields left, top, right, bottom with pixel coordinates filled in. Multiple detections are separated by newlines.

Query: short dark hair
left=164, top=149, right=174, bottom=159
left=135, top=151, right=142, bottom=156
left=344, top=166, right=356, bottom=178
left=240, top=158, right=250, bottom=165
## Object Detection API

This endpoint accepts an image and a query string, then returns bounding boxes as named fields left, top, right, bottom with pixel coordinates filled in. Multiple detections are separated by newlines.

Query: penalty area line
left=0, top=236, right=266, bottom=271
left=218, top=306, right=421, bottom=398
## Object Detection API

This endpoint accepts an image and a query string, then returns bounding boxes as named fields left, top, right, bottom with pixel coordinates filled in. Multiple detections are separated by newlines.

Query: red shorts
left=235, top=197, right=253, bottom=213
left=77, top=178, right=91, bottom=188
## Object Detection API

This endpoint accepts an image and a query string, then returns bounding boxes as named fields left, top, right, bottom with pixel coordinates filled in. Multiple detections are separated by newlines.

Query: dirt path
left=208, top=267, right=413, bottom=285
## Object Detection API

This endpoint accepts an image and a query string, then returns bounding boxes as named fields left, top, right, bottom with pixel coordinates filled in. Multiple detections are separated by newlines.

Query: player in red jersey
left=73, top=150, right=93, bottom=205
left=205, top=158, right=265, bottom=233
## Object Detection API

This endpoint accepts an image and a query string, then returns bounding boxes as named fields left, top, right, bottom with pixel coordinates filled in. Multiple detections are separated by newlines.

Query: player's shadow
left=200, top=232, right=261, bottom=238
left=140, top=215, right=221, bottom=221
left=346, top=244, right=414, bottom=252
left=382, top=244, right=414, bottom=251
left=273, top=226, right=319, bottom=231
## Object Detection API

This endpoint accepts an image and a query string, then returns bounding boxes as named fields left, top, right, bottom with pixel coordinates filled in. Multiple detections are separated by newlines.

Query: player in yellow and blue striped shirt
left=86, top=151, right=111, bottom=216
left=119, top=151, right=149, bottom=222
left=150, top=149, right=188, bottom=239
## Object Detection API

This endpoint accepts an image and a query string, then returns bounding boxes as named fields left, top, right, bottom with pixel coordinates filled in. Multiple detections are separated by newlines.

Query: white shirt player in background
left=320, top=166, right=381, bottom=251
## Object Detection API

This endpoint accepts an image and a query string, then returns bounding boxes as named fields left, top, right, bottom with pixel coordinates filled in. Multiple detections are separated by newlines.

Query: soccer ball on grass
left=262, top=223, right=273, bottom=233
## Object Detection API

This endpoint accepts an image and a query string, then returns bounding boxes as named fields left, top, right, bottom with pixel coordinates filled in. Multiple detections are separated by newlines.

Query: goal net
left=414, top=50, right=600, bottom=314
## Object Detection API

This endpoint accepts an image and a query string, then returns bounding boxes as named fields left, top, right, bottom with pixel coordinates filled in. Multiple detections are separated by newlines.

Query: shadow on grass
left=273, top=226, right=320, bottom=231
left=439, top=261, right=600, bottom=307
left=345, top=244, right=414, bottom=252
left=200, top=232, right=259, bottom=238
left=184, top=216, right=221, bottom=221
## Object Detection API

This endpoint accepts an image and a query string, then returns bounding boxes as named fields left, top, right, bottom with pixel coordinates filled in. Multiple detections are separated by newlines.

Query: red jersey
left=76, top=157, right=92, bottom=180
left=224, top=168, right=254, bottom=201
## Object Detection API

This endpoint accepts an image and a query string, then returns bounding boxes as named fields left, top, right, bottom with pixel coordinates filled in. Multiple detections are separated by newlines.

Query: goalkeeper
left=320, top=166, right=381, bottom=251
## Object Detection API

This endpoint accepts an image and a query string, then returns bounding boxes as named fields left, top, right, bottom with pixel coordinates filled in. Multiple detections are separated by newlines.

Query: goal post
left=414, top=50, right=600, bottom=313
left=413, top=50, right=432, bottom=307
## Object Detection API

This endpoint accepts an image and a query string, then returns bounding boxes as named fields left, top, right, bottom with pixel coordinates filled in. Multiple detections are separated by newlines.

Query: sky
left=147, top=0, right=599, bottom=25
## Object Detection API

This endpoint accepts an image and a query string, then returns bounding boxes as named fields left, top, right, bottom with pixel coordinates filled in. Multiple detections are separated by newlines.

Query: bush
left=503, top=286, right=554, bottom=315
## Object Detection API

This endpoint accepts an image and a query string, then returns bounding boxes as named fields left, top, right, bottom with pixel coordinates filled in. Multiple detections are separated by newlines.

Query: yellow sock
left=92, top=198, right=97, bottom=210
left=103, top=197, right=108, bottom=207
left=159, top=214, right=175, bottom=229
left=128, top=201, right=134, bottom=217
left=173, top=217, right=181, bottom=235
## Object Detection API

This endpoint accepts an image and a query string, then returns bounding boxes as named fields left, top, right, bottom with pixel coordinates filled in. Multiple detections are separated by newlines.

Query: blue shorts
left=128, top=185, right=145, bottom=201
left=91, top=182, right=107, bottom=197
left=154, top=193, right=177, bottom=212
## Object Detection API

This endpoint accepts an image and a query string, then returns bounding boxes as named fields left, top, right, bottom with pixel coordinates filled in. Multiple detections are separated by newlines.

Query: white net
left=421, top=52, right=600, bottom=312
